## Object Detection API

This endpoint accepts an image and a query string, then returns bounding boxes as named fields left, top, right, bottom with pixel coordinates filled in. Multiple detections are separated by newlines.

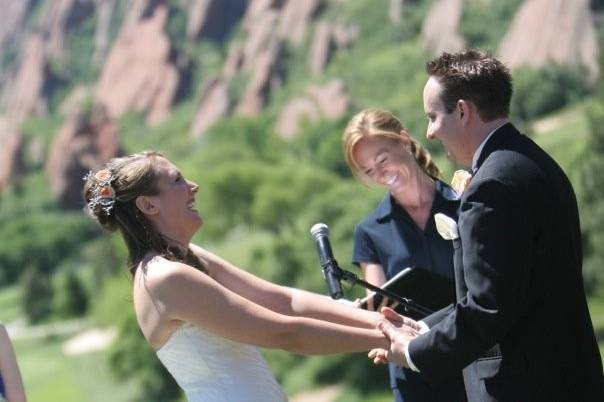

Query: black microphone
left=310, top=223, right=343, bottom=299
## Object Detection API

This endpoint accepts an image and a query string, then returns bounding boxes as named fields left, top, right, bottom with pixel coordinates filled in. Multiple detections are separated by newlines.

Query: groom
left=376, top=50, right=604, bottom=401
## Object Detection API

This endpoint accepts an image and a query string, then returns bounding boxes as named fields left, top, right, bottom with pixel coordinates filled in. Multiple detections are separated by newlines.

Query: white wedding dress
left=156, top=323, right=288, bottom=402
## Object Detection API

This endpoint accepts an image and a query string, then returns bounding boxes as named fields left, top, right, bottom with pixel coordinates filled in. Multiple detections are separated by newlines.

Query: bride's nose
left=188, top=181, right=199, bottom=193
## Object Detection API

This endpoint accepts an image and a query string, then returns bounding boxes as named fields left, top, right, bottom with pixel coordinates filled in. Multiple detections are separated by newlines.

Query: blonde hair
left=342, top=108, right=441, bottom=184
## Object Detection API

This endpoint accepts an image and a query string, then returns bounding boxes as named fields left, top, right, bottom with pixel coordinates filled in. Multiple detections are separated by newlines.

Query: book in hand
left=359, top=267, right=455, bottom=320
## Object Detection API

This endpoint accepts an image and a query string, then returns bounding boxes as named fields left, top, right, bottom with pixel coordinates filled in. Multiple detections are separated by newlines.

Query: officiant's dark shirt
left=352, top=180, right=464, bottom=401
left=352, top=180, right=459, bottom=282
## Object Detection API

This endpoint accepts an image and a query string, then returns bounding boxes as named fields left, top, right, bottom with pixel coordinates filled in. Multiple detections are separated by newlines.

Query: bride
left=83, top=151, right=420, bottom=402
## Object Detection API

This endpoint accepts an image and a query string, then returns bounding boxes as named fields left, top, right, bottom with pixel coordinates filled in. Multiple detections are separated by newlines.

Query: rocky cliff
left=0, top=0, right=600, bottom=197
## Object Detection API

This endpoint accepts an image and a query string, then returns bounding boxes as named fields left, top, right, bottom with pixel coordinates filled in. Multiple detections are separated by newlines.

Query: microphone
left=310, top=223, right=343, bottom=299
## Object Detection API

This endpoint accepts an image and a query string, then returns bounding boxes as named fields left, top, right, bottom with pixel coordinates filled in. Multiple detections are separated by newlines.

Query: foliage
left=461, top=0, right=524, bottom=51
left=581, top=81, right=604, bottom=292
left=0, top=209, right=96, bottom=285
left=511, top=65, right=591, bottom=124
left=109, top=313, right=181, bottom=402
left=12, top=334, right=140, bottom=402
left=54, top=270, right=89, bottom=318
left=21, top=267, right=53, bottom=323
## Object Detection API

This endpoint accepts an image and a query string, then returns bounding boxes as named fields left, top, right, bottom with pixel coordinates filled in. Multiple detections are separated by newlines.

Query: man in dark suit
left=375, top=49, right=604, bottom=401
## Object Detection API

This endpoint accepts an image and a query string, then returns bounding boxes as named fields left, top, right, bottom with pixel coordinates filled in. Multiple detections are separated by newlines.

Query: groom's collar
left=471, top=121, right=512, bottom=174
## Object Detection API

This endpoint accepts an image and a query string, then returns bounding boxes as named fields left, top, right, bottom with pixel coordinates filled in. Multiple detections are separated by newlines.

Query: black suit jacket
left=409, top=123, right=604, bottom=401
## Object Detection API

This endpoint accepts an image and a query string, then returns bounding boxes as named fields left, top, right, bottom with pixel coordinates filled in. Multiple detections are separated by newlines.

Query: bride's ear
left=135, top=196, right=158, bottom=216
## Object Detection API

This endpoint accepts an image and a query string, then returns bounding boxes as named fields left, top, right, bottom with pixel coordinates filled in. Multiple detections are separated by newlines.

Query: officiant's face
left=352, top=136, right=416, bottom=193
left=423, top=76, right=468, bottom=165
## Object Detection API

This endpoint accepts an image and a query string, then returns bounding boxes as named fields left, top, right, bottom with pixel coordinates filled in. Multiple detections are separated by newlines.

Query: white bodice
left=156, top=324, right=288, bottom=402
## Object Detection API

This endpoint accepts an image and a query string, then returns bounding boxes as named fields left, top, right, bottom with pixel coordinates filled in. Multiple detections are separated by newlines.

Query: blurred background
left=0, top=0, right=603, bottom=401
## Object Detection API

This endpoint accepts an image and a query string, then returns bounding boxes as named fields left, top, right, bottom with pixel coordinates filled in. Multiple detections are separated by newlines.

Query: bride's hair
left=83, top=151, right=205, bottom=275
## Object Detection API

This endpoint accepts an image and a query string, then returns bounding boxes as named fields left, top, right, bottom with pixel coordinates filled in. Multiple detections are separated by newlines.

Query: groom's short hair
left=426, top=49, right=512, bottom=122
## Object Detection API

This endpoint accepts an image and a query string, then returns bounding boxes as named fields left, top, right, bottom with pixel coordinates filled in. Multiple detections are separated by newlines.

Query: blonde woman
left=343, top=109, right=466, bottom=402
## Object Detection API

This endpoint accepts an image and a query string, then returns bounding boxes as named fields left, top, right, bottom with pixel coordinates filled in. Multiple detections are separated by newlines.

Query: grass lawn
left=13, top=335, right=140, bottom=402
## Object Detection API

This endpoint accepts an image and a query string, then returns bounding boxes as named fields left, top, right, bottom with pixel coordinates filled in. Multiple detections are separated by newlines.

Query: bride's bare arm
left=189, top=244, right=383, bottom=329
left=149, top=260, right=389, bottom=355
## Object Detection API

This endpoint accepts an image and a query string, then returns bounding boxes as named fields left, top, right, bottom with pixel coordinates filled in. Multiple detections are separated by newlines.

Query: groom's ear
left=457, top=100, right=471, bottom=124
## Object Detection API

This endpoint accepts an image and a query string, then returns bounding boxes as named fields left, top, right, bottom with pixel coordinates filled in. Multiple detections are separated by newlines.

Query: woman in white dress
left=83, top=151, right=420, bottom=402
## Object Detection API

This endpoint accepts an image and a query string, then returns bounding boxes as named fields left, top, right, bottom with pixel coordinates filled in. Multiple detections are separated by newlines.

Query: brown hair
left=83, top=151, right=204, bottom=275
left=426, top=49, right=512, bottom=122
left=343, top=108, right=441, bottom=184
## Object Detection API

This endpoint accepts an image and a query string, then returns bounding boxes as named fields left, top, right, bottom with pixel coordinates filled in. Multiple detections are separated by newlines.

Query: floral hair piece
left=84, top=169, right=117, bottom=215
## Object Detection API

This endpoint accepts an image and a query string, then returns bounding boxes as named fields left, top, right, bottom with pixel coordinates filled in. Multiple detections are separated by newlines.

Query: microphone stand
left=332, top=265, right=434, bottom=317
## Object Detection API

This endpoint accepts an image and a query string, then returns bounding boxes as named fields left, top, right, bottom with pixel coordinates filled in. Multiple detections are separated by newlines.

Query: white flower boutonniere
left=434, top=213, right=459, bottom=240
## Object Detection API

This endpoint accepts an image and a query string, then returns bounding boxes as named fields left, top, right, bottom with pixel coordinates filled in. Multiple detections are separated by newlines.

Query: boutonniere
left=451, top=169, right=472, bottom=196
left=434, top=213, right=459, bottom=240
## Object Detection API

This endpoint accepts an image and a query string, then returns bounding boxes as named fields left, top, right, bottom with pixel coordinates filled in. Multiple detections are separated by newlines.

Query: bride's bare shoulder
left=134, top=256, right=198, bottom=291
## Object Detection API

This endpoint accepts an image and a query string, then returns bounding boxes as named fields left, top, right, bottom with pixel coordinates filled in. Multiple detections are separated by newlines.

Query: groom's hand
left=369, top=307, right=426, bottom=368
left=380, top=307, right=429, bottom=334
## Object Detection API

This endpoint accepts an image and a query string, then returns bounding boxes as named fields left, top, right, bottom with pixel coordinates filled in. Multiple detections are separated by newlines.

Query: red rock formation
left=242, top=0, right=282, bottom=33
left=0, top=117, right=24, bottom=191
left=278, top=0, right=322, bottom=45
left=4, top=35, right=49, bottom=121
left=45, top=106, right=120, bottom=208
left=277, top=98, right=320, bottom=139
left=421, top=0, right=465, bottom=55
left=237, top=44, right=282, bottom=116
left=276, top=79, right=350, bottom=138
left=307, top=79, right=350, bottom=119
left=190, top=76, right=231, bottom=138
left=309, top=21, right=358, bottom=75
left=0, top=0, right=33, bottom=66
left=223, top=43, right=245, bottom=79
left=498, top=0, right=598, bottom=81
left=95, top=4, right=180, bottom=125
left=242, top=9, right=280, bottom=71
left=309, top=22, right=335, bottom=76
left=93, top=0, right=117, bottom=63
left=59, top=85, right=93, bottom=117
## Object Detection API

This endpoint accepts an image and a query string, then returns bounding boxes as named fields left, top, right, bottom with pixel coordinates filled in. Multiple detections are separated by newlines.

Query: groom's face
left=423, top=76, right=468, bottom=165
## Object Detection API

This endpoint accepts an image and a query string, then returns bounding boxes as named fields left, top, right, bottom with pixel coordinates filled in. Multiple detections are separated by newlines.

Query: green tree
left=22, top=267, right=53, bottom=324
left=581, top=59, right=604, bottom=293
left=109, top=313, right=181, bottom=402
left=511, top=65, right=590, bottom=124
left=55, top=271, right=89, bottom=318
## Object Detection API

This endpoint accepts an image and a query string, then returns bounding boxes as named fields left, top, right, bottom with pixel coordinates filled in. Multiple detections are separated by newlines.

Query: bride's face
left=144, top=157, right=203, bottom=240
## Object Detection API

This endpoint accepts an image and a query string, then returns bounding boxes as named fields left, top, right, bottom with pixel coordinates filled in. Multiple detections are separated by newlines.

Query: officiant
left=342, top=108, right=467, bottom=402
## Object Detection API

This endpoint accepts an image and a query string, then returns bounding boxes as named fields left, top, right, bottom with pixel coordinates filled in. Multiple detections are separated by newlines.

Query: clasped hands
left=370, top=307, right=429, bottom=368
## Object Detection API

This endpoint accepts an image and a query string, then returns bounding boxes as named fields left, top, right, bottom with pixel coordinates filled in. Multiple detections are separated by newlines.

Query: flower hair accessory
left=84, top=169, right=117, bottom=215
